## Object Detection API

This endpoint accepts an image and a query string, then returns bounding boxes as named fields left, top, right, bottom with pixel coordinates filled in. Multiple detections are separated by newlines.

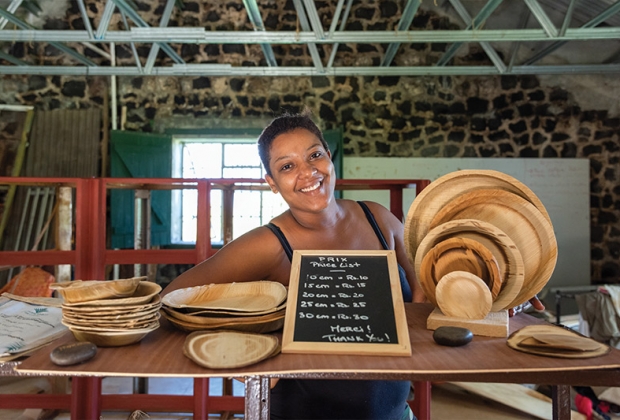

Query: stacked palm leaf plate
left=405, top=170, right=558, bottom=327
left=161, top=281, right=287, bottom=333
left=55, top=277, right=162, bottom=347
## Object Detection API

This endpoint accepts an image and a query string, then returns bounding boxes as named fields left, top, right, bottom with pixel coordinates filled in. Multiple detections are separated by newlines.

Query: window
left=171, top=137, right=288, bottom=245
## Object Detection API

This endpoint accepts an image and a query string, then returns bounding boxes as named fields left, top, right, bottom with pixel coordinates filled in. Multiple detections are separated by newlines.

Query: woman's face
left=265, top=128, right=335, bottom=213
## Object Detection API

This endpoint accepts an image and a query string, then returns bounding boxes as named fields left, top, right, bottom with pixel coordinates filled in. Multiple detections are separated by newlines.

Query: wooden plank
left=426, top=307, right=509, bottom=337
left=448, top=382, right=586, bottom=420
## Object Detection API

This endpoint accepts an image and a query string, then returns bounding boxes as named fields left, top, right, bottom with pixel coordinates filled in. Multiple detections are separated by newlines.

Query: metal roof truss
left=0, top=0, right=619, bottom=76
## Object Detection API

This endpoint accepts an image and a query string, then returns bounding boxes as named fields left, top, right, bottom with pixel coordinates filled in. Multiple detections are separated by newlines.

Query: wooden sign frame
left=282, top=250, right=411, bottom=356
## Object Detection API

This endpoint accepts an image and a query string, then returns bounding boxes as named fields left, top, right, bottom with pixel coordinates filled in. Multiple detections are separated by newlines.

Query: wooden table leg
left=245, top=376, right=269, bottom=420
left=194, top=378, right=210, bottom=420
left=411, top=381, right=431, bottom=420
left=71, top=377, right=101, bottom=420
left=552, top=385, right=572, bottom=420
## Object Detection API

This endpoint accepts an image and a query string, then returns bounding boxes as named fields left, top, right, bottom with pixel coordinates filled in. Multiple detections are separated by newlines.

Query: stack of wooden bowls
left=161, top=281, right=287, bottom=333
left=404, top=170, right=558, bottom=320
left=51, top=277, right=162, bottom=347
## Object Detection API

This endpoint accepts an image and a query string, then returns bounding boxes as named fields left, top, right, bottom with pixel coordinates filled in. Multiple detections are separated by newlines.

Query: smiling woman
left=162, top=111, right=425, bottom=419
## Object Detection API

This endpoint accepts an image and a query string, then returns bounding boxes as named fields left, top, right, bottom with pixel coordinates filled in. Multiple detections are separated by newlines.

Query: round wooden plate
left=429, top=188, right=558, bottom=309
left=435, top=271, right=492, bottom=319
left=404, top=170, right=551, bottom=272
left=184, top=330, right=280, bottom=369
left=419, top=237, right=501, bottom=299
left=414, top=219, right=524, bottom=311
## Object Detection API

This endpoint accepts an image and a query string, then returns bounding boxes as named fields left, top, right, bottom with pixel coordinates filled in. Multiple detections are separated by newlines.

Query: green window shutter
left=323, top=128, right=343, bottom=197
left=323, top=128, right=343, bottom=178
left=110, top=130, right=172, bottom=248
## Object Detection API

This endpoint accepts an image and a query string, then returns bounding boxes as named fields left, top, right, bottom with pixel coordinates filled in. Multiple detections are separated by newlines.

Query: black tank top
left=265, top=201, right=413, bottom=302
left=265, top=201, right=412, bottom=419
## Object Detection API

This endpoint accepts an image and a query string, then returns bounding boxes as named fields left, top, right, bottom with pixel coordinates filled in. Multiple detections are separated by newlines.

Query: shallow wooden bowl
left=435, top=271, right=492, bottom=319
left=414, top=219, right=524, bottom=311
left=184, top=330, right=280, bottom=369
left=419, top=237, right=502, bottom=299
left=162, top=281, right=287, bottom=312
left=404, top=170, right=552, bottom=272
left=507, top=325, right=610, bottom=359
left=162, top=310, right=285, bottom=334
left=69, top=323, right=159, bottom=347
left=51, top=277, right=144, bottom=304
left=162, top=306, right=285, bottom=326
left=61, top=281, right=161, bottom=307
left=428, top=188, right=557, bottom=308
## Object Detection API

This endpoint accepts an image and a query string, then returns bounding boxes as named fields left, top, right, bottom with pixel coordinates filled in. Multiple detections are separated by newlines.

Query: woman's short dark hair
left=257, top=111, right=329, bottom=176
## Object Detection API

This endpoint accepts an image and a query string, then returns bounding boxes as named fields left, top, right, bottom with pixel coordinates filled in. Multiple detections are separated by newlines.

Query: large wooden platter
left=429, top=188, right=557, bottom=308
left=404, top=170, right=551, bottom=273
left=414, top=219, right=524, bottom=311
left=162, top=281, right=287, bottom=312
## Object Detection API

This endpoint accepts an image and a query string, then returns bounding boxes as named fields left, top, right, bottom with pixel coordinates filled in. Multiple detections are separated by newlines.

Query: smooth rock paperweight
left=50, top=341, right=97, bottom=366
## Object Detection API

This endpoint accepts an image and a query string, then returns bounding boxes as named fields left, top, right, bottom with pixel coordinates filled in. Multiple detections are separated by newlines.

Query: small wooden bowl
left=61, top=281, right=161, bottom=307
left=419, top=237, right=501, bottom=300
left=69, top=323, right=159, bottom=347
left=414, top=219, right=524, bottom=311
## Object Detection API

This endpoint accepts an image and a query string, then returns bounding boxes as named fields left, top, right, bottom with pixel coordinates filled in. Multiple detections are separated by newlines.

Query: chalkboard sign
left=282, top=250, right=411, bottom=356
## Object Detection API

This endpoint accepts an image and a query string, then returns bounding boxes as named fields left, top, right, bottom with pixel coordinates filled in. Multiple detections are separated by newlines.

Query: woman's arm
left=161, top=226, right=289, bottom=296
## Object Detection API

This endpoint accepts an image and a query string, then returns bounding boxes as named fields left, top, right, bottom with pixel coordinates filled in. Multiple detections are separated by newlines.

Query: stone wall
left=0, top=1, right=619, bottom=285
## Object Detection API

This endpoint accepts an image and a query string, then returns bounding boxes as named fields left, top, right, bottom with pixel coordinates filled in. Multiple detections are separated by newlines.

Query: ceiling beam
left=524, top=0, right=558, bottom=38
left=0, top=63, right=618, bottom=76
left=437, top=0, right=505, bottom=66
left=1, top=28, right=619, bottom=43
left=243, top=0, right=278, bottom=67
left=381, top=0, right=422, bottom=67
left=110, top=0, right=184, bottom=65
left=292, top=0, right=323, bottom=71
left=0, top=6, right=96, bottom=66
left=326, top=0, right=353, bottom=68
left=450, top=0, right=506, bottom=73
left=523, top=1, right=620, bottom=65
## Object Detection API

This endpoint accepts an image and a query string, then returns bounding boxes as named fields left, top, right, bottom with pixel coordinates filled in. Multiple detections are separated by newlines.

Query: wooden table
left=13, top=303, right=620, bottom=420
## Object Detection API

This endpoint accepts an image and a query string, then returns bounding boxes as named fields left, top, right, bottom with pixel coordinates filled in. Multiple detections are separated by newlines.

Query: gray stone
left=50, top=342, right=97, bottom=366
left=433, top=326, right=473, bottom=347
